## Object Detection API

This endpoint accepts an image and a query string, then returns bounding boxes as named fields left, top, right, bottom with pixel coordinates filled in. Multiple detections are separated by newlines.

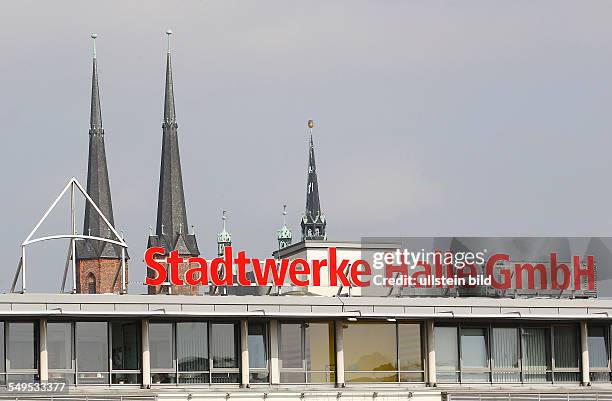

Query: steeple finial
left=91, top=33, right=97, bottom=59
left=282, top=204, right=287, bottom=226
left=222, top=210, right=227, bottom=231
left=166, top=29, right=172, bottom=53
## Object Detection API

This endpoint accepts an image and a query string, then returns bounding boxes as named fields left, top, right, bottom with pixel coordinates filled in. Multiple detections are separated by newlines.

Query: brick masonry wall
left=77, top=259, right=128, bottom=294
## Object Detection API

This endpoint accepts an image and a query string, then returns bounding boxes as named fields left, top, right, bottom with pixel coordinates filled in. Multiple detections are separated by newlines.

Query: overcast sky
left=2, top=1, right=612, bottom=293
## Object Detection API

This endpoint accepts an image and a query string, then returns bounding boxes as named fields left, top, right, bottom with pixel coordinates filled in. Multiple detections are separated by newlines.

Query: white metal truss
left=11, top=177, right=128, bottom=294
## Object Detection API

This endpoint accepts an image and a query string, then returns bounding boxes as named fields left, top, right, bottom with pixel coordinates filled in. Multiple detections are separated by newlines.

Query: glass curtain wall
left=47, top=322, right=74, bottom=384
left=6, top=322, right=38, bottom=383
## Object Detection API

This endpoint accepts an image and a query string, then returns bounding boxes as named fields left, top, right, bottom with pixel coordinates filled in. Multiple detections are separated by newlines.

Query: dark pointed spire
left=301, top=120, right=326, bottom=241
left=148, top=30, right=199, bottom=256
left=79, top=34, right=120, bottom=259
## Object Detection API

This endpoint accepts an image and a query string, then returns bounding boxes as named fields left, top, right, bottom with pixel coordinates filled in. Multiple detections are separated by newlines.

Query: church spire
left=148, top=30, right=199, bottom=256
left=80, top=34, right=120, bottom=259
left=301, top=120, right=326, bottom=241
left=217, top=210, right=232, bottom=257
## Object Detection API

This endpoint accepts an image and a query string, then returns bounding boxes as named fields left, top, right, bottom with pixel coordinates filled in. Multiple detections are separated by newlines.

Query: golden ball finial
left=307, top=120, right=314, bottom=129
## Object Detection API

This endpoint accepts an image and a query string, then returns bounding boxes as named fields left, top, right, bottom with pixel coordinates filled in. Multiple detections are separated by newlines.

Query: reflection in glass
left=177, top=322, right=208, bottom=372
left=48, top=322, right=72, bottom=370
left=435, top=326, right=458, bottom=383
left=280, top=323, right=302, bottom=369
left=150, top=323, right=174, bottom=370
left=248, top=322, right=267, bottom=369
left=553, top=326, right=579, bottom=382
left=211, top=323, right=238, bottom=369
left=588, top=326, right=609, bottom=369
left=399, top=324, right=422, bottom=375
left=76, top=322, right=108, bottom=372
left=111, top=321, right=140, bottom=371
left=7, top=322, right=36, bottom=370
left=461, top=328, right=488, bottom=368
left=305, top=322, right=335, bottom=373
left=344, top=322, right=397, bottom=382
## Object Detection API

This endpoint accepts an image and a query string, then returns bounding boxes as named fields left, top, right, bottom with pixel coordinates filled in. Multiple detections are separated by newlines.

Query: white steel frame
left=11, top=178, right=128, bottom=294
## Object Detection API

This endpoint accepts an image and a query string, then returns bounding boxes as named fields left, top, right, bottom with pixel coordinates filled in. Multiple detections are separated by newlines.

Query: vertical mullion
left=174, top=323, right=178, bottom=386
left=208, top=322, right=212, bottom=384
left=108, top=322, right=112, bottom=385
left=75, top=323, right=79, bottom=386
left=550, top=326, right=555, bottom=384
left=302, top=323, right=307, bottom=383
left=457, top=324, right=462, bottom=384
left=396, top=323, right=400, bottom=383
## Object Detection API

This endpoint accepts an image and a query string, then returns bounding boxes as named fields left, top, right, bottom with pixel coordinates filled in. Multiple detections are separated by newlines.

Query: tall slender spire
left=301, top=120, right=326, bottom=241
left=80, top=34, right=120, bottom=259
left=149, top=30, right=199, bottom=256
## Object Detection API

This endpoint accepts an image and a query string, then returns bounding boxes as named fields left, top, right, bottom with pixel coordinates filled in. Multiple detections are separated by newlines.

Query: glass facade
left=0, top=317, right=607, bottom=387
left=343, top=322, right=423, bottom=383
left=436, top=324, right=580, bottom=384
left=150, top=321, right=240, bottom=385
left=279, top=322, right=336, bottom=383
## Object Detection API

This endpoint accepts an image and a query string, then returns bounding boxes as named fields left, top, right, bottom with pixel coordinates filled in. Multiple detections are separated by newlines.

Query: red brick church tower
left=147, top=31, right=200, bottom=295
left=75, top=35, right=128, bottom=294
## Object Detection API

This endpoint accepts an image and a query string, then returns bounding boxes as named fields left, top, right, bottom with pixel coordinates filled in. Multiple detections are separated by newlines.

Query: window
left=48, top=322, right=74, bottom=384
left=149, top=321, right=240, bottom=386
left=491, top=327, right=520, bottom=383
left=150, top=322, right=175, bottom=384
left=279, top=322, right=335, bottom=383
left=522, top=328, right=551, bottom=383
left=111, top=321, right=141, bottom=384
left=435, top=326, right=458, bottom=383
left=435, top=324, right=579, bottom=384
left=552, top=326, right=580, bottom=382
left=6, top=322, right=38, bottom=383
left=87, top=273, right=96, bottom=294
left=343, top=322, right=423, bottom=383
left=460, top=328, right=489, bottom=382
left=76, top=322, right=108, bottom=384
left=588, top=326, right=610, bottom=382
left=248, top=322, right=269, bottom=383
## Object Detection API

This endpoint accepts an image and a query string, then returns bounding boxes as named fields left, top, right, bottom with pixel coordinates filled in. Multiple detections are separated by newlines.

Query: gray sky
left=2, top=1, right=612, bottom=293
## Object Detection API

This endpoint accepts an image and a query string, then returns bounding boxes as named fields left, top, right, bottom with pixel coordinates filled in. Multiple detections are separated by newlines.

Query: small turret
left=217, top=210, right=232, bottom=257
left=277, top=205, right=292, bottom=250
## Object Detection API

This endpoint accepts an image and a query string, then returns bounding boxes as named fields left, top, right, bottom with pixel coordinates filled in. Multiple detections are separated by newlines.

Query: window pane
left=399, top=323, right=422, bottom=372
left=211, top=323, right=238, bottom=368
left=588, top=326, right=609, bottom=369
left=435, top=327, right=458, bottom=372
left=523, top=328, right=551, bottom=382
left=48, top=322, right=72, bottom=370
left=344, top=323, right=397, bottom=376
left=76, top=322, right=108, bottom=372
left=8, top=322, right=36, bottom=370
left=491, top=327, right=520, bottom=383
left=150, top=323, right=173, bottom=370
left=177, top=322, right=208, bottom=372
left=554, top=326, right=579, bottom=369
left=280, top=323, right=302, bottom=369
left=461, top=328, right=488, bottom=368
left=111, top=321, right=140, bottom=371
left=305, top=322, right=335, bottom=372
left=248, top=322, right=267, bottom=369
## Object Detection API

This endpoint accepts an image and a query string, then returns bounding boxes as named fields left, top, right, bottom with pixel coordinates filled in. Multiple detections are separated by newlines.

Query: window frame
left=149, top=320, right=241, bottom=386
left=587, top=325, right=611, bottom=382
left=278, top=321, right=337, bottom=384
left=5, top=321, right=39, bottom=384
left=247, top=321, right=270, bottom=384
